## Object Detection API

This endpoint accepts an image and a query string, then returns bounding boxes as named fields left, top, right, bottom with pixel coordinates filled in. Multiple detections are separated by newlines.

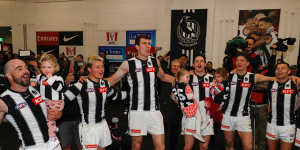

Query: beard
left=12, top=73, right=30, bottom=87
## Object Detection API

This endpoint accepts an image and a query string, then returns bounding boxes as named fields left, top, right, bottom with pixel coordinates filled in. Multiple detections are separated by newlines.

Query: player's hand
left=79, top=76, right=88, bottom=83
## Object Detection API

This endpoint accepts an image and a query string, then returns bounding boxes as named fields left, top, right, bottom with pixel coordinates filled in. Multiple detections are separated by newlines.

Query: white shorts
left=295, top=128, right=300, bottom=147
left=181, top=111, right=214, bottom=136
left=221, top=115, right=252, bottom=132
left=266, top=123, right=295, bottom=143
left=20, top=137, right=61, bottom=150
left=128, top=111, right=164, bottom=136
left=79, top=120, right=112, bottom=149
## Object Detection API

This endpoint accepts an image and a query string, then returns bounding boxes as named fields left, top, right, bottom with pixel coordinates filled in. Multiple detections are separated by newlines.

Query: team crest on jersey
left=31, top=89, right=38, bottom=95
left=99, top=87, right=108, bottom=93
left=86, top=88, right=95, bottom=93
left=231, top=82, right=237, bottom=85
left=15, top=102, right=28, bottom=110
left=204, top=78, right=208, bottom=82
left=244, top=77, right=248, bottom=81
left=240, top=82, right=251, bottom=88
left=146, top=67, right=156, bottom=72
left=281, top=89, right=294, bottom=94
left=271, top=89, right=277, bottom=92
left=101, top=80, right=105, bottom=85
left=136, top=68, right=142, bottom=72
left=147, top=61, right=152, bottom=66
left=32, top=96, right=44, bottom=106
left=191, top=82, right=198, bottom=86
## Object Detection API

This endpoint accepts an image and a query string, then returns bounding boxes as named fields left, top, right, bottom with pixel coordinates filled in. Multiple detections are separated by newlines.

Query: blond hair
left=39, top=54, right=60, bottom=72
left=172, top=69, right=189, bottom=88
left=87, top=56, right=104, bottom=68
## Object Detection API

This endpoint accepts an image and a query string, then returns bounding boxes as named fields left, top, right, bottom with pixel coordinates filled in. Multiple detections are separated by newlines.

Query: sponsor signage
left=98, top=46, right=126, bottom=62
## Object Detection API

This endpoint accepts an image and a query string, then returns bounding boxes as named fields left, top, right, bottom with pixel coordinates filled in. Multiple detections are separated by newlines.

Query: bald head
left=4, top=59, right=25, bottom=74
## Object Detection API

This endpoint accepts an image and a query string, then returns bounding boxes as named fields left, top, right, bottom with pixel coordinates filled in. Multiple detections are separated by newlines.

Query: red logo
left=146, top=67, right=156, bottom=72
left=186, top=129, right=196, bottom=133
left=36, top=32, right=59, bottom=46
left=106, top=32, right=118, bottom=44
left=266, top=132, right=276, bottom=138
left=65, top=47, right=77, bottom=56
left=98, top=87, right=108, bottom=93
left=32, top=96, right=44, bottom=106
left=42, top=80, right=49, bottom=86
left=85, top=144, right=97, bottom=149
left=221, top=124, right=230, bottom=129
left=202, top=83, right=209, bottom=87
left=131, top=129, right=141, bottom=133
left=185, top=86, right=192, bottom=94
left=240, top=82, right=251, bottom=88
left=281, top=89, right=295, bottom=94
left=296, top=139, right=300, bottom=144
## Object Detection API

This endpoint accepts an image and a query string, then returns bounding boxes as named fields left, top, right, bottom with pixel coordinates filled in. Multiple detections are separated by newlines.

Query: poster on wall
left=126, top=30, right=156, bottom=58
left=98, top=46, right=126, bottom=62
left=238, top=9, right=280, bottom=66
left=36, top=31, right=83, bottom=57
left=97, top=31, right=126, bottom=46
left=170, top=9, right=207, bottom=67
left=238, top=9, right=280, bottom=39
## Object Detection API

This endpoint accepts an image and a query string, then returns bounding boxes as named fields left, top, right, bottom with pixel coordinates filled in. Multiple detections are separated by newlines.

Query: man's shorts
left=20, top=137, right=61, bottom=150
left=295, top=128, right=300, bottom=147
left=181, top=111, right=214, bottom=136
left=79, top=120, right=112, bottom=149
left=58, top=120, right=80, bottom=148
left=266, top=123, right=295, bottom=143
left=128, top=111, right=164, bottom=136
left=221, top=115, right=252, bottom=132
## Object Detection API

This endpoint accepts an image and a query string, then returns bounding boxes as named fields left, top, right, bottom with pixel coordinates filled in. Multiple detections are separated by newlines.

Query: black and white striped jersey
left=189, top=73, right=213, bottom=101
left=36, top=74, right=64, bottom=100
left=64, top=78, right=120, bottom=124
left=1, top=87, right=49, bottom=147
left=127, top=56, right=159, bottom=111
left=267, top=80, right=298, bottom=126
left=223, top=72, right=255, bottom=116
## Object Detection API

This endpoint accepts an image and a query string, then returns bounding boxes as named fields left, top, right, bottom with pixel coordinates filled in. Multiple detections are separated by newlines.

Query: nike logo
left=63, top=35, right=79, bottom=42
left=44, top=49, right=56, bottom=54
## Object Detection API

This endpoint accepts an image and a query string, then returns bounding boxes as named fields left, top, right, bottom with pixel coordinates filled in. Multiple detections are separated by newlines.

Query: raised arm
left=107, top=61, right=129, bottom=86
left=0, top=99, right=8, bottom=125
left=157, top=59, right=175, bottom=83
left=255, top=74, right=275, bottom=83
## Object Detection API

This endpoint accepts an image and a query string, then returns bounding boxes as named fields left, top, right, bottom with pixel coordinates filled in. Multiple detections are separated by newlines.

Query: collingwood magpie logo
left=177, top=10, right=201, bottom=47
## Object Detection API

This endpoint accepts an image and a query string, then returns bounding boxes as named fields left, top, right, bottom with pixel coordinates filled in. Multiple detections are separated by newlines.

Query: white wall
left=0, top=0, right=299, bottom=67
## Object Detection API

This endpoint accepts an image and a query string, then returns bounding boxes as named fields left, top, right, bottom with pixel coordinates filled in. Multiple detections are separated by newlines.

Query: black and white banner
left=170, top=9, right=207, bottom=66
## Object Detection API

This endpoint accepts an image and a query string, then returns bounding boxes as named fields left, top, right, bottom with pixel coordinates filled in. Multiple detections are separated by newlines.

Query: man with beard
left=0, top=59, right=61, bottom=150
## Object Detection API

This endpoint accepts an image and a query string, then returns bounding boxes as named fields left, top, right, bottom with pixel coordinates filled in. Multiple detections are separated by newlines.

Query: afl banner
left=170, top=9, right=207, bottom=66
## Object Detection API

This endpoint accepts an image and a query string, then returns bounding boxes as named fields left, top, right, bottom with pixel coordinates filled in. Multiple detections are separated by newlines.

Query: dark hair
left=245, top=36, right=256, bottom=43
left=135, top=34, right=151, bottom=45
left=236, top=52, right=250, bottom=62
left=77, top=54, right=84, bottom=59
left=275, top=62, right=290, bottom=70
left=207, top=61, right=212, bottom=64
left=259, top=17, right=273, bottom=24
left=193, top=54, right=206, bottom=62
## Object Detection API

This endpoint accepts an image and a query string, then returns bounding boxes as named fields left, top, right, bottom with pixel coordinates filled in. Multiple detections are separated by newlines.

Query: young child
left=36, top=54, right=64, bottom=143
left=171, top=69, right=205, bottom=150
left=207, top=67, right=229, bottom=122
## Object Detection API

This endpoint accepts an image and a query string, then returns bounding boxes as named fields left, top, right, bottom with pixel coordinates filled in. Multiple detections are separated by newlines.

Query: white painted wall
left=0, top=0, right=299, bottom=67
